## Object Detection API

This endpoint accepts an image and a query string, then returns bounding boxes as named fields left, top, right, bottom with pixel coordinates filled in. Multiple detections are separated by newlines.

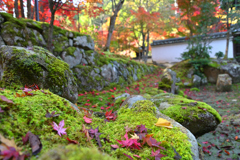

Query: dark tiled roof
left=151, top=32, right=227, bottom=46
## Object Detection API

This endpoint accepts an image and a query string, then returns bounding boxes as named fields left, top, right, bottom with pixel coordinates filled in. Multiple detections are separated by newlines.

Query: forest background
left=0, top=0, right=239, bottom=61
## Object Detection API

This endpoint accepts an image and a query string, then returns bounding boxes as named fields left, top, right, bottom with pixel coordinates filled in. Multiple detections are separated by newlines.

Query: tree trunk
left=40, top=5, right=44, bottom=21
left=225, top=30, right=230, bottom=59
left=48, top=12, right=55, bottom=52
left=20, top=0, right=25, bottom=18
left=14, top=0, right=19, bottom=18
left=27, top=0, right=31, bottom=19
left=104, top=0, right=125, bottom=51
left=32, top=5, right=35, bottom=19
left=104, top=14, right=117, bottom=51
left=144, top=31, right=150, bottom=64
left=141, top=21, right=146, bottom=62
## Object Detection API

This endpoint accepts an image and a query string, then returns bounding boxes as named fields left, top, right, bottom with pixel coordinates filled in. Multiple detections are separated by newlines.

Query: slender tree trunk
left=32, top=5, right=35, bottom=19
left=20, top=0, right=25, bottom=18
left=14, top=0, right=19, bottom=18
left=104, top=0, right=125, bottom=51
left=141, top=32, right=146, bottom=62
left=27, top=0, right=31, bottom=18
left=144, top=31, right=150, bottom=64
left=225, top=30, right=230, bottom=59
left=104, top=14, right=117, bottom=51
left=40, top=5, right=44, bottom=21
left=48, top=11, right=55, bottom=52
left=224, top=3, right=230, bottom=59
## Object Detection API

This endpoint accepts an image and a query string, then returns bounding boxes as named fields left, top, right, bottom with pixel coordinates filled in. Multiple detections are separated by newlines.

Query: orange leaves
left=87, top=0, right=102, bottom=3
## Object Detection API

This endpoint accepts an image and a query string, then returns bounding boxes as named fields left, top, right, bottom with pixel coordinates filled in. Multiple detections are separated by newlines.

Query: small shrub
left=215, top=51, right=224, bottom=59
left=190, top=87, right=200, bottom=92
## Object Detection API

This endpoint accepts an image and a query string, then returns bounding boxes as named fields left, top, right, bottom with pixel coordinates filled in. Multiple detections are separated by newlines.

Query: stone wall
left=0, top=13, right=157, bottom=93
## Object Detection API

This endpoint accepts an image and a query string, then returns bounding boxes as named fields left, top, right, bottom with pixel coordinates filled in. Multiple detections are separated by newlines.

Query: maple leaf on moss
left=117, top=132, right=141, bottom=150
left=88, top=127, right=102, bottom=147
left=151, top=149, right=166, bottom=160
left=45, top=110, right=60, bottom=118
left=155, top=118, right=173, bottom=129
left=135, top=124, right=148, bottom=140
left=52, top=120, right=67, bottom=137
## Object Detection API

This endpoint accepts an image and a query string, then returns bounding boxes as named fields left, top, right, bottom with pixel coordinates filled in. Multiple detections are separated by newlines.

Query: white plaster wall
left=152, top=38, right=234, bottom=64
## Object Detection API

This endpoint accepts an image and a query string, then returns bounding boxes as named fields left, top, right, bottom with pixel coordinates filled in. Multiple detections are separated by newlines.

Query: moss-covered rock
left=0, top=89, right=194, bottom=160
left=39, top=145, right=116, bottom=160
left=0, top=46, right=78, bottom=102
left=150, top=93, right=221, bottom=137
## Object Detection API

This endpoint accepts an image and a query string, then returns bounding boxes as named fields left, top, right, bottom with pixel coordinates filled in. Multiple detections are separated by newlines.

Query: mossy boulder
left=39, top=145, right=116, bottom=160
left=0, top=89, right=194, bottom=160
left=0, top=46, right=78, bottom=102
left=151, top=93, right=221, bottom=137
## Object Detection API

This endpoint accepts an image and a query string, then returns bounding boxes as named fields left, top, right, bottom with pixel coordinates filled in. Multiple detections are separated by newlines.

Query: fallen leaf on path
left=155, top=118, right=173, bottom=129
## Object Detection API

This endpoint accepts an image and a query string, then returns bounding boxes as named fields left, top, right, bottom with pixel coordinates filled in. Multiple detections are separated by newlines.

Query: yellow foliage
left=155, top=118, right=173, bottom=129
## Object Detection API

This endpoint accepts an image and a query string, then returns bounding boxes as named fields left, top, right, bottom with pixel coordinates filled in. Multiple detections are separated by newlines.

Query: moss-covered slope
left=0, top=89, right=193, bottom=160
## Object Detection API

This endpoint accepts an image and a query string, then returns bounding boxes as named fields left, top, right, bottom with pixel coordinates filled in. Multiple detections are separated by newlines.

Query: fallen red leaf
left=66, top=137, right=79, bottom=144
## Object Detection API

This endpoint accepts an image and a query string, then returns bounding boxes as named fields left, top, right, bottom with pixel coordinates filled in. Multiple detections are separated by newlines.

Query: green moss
left=64, top=47, right=76, bottom=57
left=145, top=88, right=159, bottom=95
left=0, top=46, right=71, bottom=94
left=21, top=18, right=43, bottom=32
left=157, top=94, right=222, bottom=123
left=100, top=100, right=193, bottom=160
left=39, top=145, right=116, bottom=160
left=178, top=90, right=186, bottom=97
left=85, top=50, right=94, bottom=56
left=208, top=61, right=228, bottom=69
left=158, top=81, right=171, bottom=91
left=72, top=31, right=87, bottom=37
left=190, top=88, right=200, bottom=92
left=0, top=12, right=26, bottom=27
left=170, top=60, right=192, bottom=84
left=0, top=89, right=87, bottom=156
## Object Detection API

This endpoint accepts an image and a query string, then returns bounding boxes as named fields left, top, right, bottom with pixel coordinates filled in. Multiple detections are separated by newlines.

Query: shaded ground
left=184, top=84, right=240, bottom=160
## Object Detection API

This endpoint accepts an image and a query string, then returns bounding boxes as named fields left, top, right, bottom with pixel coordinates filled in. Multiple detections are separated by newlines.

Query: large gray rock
left=0, top=45, right=78, bottom=103
left=0, top=36, right=5, bottom=46
left=204, top=59, right=240, bottom=83
left=1, top=22, right=25, bottom=46
left=101, top=64, right=113, bottom=84
left=192, top=74, right=208, bottom=86
left=121, top=95, right=147, bottom=109
left=73, top=36, right=94, bottom=50
left=216, top=74, right=232, bottom=92
left=61, top=47, right=83, bottom=68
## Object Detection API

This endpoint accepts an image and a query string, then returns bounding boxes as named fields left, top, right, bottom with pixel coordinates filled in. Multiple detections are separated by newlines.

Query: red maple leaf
left=105, top=110, right=117, bottom=121
left=117, top=132, right=141, bottom=150
left=151, top=149, right=166, bottom=160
